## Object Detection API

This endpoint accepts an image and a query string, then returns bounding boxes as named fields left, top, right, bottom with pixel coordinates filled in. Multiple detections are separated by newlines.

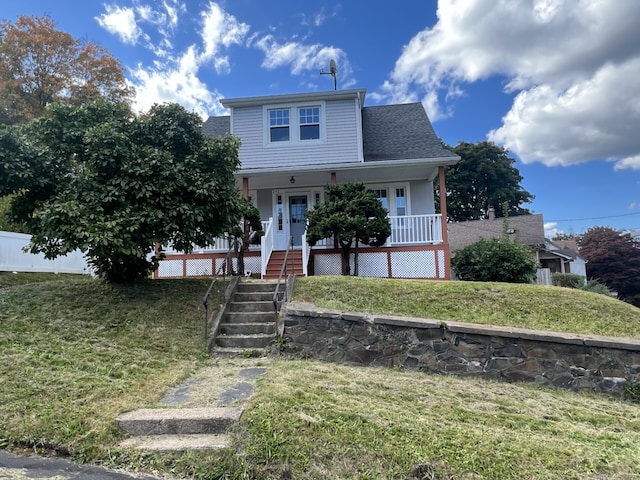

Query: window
left=299, top=107, right=320, bottom=140
left=395, top=188, right=406, bottom=217
left=264, top=102, right=324, bottom=145
left=372, top=188, right=389, bottom=211
left=269, top=109, right=290, bottom=142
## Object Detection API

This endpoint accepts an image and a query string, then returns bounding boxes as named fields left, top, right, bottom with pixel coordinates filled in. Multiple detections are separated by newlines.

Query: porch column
left=242, top=176, right=249, bottom=199
left=330, top=172, right=337, bottom=185
left=438, top=165, right=452, bottom=279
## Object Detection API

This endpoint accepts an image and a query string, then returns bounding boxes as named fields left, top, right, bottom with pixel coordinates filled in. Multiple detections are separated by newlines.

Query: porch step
left=119, top=434, right=229, bottom=452
left=213, top=279, right=279, bottom=352
left=264, top=250, right=304, bottom=279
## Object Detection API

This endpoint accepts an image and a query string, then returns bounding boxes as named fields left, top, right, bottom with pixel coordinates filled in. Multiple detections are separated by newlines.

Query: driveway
left=0, top=450, right=164, bottom=480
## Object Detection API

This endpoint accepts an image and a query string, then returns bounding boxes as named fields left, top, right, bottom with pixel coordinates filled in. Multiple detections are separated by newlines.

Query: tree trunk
left=340, top=240, right=352, bottom=275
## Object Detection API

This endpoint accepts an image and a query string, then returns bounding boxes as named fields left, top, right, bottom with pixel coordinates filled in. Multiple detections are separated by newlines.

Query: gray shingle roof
left=362, top=103, right=454, bottom=161
left=202, top=115, right=230, bottom=137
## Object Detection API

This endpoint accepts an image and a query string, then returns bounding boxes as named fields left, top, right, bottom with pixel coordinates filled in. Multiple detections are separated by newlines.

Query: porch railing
left=388, top=214, right=442, bottom=245
left=260, top=217, right=274, bottom=277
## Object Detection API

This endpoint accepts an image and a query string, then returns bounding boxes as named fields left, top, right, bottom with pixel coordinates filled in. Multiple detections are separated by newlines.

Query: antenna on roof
left=320, top=59, right=337, bottom=90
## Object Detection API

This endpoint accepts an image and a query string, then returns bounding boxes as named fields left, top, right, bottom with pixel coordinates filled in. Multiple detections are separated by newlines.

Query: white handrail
left=261, top=217, right=274, bottom=277
left=301, top=231, right=309, bottom=276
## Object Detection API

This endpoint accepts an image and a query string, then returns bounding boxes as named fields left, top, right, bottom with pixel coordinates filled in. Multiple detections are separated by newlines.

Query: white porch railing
left=388, top=214, right=442, bottom=245
left=304, top=214, right=443, bottom=250
left=260, top=217, right=274, bottom=277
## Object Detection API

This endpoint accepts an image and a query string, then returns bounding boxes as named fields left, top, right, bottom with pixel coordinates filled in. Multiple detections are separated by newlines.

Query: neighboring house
left=447, top=211, right=586, bottom=282
left=156, top=88, right=460, bottom=279
left=540, top=239, right=587, bottom=278
left=448, top=210, right=546, bottom=253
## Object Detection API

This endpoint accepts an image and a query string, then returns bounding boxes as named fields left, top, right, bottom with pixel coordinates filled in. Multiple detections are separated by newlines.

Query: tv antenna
left=320, top=59, right=337, bottom=90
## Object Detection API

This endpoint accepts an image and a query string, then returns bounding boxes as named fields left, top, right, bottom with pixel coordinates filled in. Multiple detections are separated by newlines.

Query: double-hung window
left=269, top=109, right=290, bottom=142
left=299, top=107, right=320, bottom=140
left=266, top=103, right=324, bottom=145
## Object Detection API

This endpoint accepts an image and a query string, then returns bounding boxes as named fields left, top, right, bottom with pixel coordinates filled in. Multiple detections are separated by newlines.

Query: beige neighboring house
left=447, top=209, right=585, bottom=282
left=448, top=209, right=545, bottom=253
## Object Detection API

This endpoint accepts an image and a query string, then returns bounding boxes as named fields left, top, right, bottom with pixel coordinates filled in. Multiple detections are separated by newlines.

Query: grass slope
left=0, top=276, right=215, bottom=460
left=293, top=276, right=640, bottom=338
left=1, top=275, right=640, bottom=479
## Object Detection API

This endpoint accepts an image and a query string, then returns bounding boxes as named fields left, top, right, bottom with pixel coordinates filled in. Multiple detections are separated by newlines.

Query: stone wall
left=282, top=302, right=640, bottom=397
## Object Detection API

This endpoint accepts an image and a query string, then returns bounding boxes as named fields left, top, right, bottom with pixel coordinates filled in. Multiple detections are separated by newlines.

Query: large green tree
left=578, top=226, right=640, bottom=307
left=0, top=15, right=133, bottom=125
left=1, top=100, right=243, bottom=282
left=306, top=182, right=390, bottom=276
left=437, top=141, right=534, bottom=221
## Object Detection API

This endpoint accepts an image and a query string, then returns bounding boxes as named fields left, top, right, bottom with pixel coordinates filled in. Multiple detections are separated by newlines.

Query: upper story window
left=269, top=109, right=290, bottom=142
left=264, top=102, right=325, bottom=146
left=299, top=107, right=320, bottom=140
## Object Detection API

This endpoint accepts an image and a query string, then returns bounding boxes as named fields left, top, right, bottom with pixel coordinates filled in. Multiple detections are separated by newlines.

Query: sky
left=2, top=0, right=640, bottom=237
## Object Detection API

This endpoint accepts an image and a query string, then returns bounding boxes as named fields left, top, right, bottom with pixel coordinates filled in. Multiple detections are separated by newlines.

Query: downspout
left=438, top=165, right=451, bottom=279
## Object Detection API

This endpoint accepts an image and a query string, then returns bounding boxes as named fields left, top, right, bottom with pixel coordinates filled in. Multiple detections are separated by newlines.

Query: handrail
left=272, top=236, right=294, bottom=313
left=261, top=217, right=274, bottom=277
left=202, top=238, right=237, bottom=344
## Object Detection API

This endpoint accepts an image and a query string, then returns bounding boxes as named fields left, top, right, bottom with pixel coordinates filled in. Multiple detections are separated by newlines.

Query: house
left=447, top=210, right=586, bottom=282
left=539, top=239, right=587, bottom=278
left=155, top=88, right=460, bottom=280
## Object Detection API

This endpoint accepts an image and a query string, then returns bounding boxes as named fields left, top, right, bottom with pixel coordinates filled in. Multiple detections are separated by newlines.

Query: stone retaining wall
left=282, top=302, right=640, bottom=397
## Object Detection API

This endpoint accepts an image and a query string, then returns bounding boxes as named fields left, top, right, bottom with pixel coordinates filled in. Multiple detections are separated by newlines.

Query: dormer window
left=299, top=107, right=320, bottom=140
left=269, top=109, right=290, bottom=142
left=265, top=102, right=325, bottom=146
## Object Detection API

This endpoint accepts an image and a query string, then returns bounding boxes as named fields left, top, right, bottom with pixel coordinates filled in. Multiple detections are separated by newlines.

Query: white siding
left=232, top=99, right=361, bottom=169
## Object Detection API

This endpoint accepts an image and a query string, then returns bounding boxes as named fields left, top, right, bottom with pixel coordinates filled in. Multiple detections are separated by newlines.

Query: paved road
left=0, top=451, right=164, bottom=480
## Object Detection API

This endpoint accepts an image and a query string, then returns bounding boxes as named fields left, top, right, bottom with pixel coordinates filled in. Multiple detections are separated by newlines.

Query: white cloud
left=255, top=35, right=354, bottom=88
left=129, top=46, right=225, bottom=118
left=378, top=0, right=640, bottom=169
left=544, top=222, right=563, bottom=239
left=96, top=5, right=142, bottom=45
left=200, top=1, right=250, bottom=73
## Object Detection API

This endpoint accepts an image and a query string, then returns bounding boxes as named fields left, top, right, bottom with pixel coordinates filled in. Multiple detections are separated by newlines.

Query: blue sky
left=3, top=1, right=640, bottom=237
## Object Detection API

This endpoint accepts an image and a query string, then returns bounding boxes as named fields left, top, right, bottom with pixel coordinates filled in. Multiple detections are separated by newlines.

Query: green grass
left=0, top=275, right=217, bottom=460
left=2, top=274, right=640, bottom=479
left=293, top=276, right=640, bottom=338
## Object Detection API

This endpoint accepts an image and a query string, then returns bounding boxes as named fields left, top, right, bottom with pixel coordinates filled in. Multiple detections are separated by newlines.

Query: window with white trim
left=269, top=109, right=290, bottom=142
left=299, top=107, right=320, bottom=140
left=372, top=188, right=389, bottom=212
left=264, top=102, right=325, bottom=145
left=395, top=187, right=406, bottom=217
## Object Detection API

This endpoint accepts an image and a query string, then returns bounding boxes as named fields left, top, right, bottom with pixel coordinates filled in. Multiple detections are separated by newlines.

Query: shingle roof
left=202, top=115, right=230, bottom=137
left=362, top=103, right=455, bottom=161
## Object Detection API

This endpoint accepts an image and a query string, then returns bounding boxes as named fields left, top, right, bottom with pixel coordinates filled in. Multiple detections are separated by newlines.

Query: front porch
left=154, top=214, right=450, bottom=280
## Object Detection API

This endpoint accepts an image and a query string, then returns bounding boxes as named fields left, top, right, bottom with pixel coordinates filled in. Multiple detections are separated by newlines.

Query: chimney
left=487, top=207, right=495, bottom=220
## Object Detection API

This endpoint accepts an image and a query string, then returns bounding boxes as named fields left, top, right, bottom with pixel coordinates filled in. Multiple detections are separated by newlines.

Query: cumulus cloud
left=96, top=5, right=142, bottom=45
left=200, top=2, right=250, bottom=73
left=255, top=35, right=354, bottom=88
left=378, top=0, right=640, bottom=169
left=544, top=222, right=563, bottom=239
left=129, top=46, right=226, bottom=118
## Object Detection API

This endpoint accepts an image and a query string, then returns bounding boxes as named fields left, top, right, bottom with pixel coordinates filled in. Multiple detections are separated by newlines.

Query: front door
left=289, top=195, right=308, bottom=247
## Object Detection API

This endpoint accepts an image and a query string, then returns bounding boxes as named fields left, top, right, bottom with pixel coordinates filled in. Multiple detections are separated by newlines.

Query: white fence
left=0, top=231, right=90, bottom=274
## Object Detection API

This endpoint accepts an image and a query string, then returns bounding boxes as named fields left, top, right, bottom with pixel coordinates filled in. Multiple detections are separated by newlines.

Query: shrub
left=580, top=279, right=615, bottom=298
left=451, top=237, right=538, bottom=283
left=552, top=273, right=585, bottom=289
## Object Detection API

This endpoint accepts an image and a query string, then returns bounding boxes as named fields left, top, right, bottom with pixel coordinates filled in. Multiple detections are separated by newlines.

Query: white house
left=156, top=88, right=460, bottom=280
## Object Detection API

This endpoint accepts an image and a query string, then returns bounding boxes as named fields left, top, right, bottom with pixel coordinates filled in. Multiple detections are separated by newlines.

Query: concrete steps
left=212, top=280, right=279, bottom=352
left=117, top=362, right=269, bottom=452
